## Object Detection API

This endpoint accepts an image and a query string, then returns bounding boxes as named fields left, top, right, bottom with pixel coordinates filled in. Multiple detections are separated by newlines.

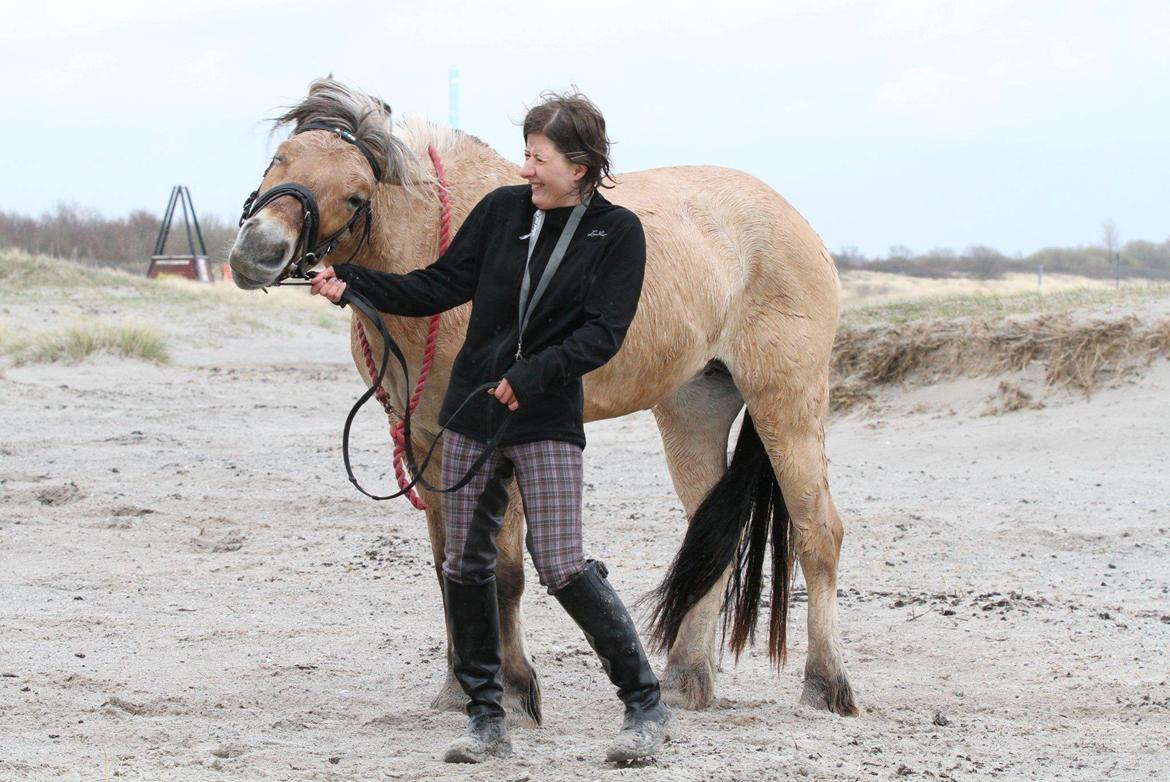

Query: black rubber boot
left=442, top=576, right=512, bottom=763
left=554, top=561, right=673, bottom=762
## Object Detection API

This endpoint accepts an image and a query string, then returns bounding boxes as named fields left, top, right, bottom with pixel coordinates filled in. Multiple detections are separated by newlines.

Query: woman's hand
left=489, top=379, right=520, bottom=411
left=310, top=265, right=347, bottom=303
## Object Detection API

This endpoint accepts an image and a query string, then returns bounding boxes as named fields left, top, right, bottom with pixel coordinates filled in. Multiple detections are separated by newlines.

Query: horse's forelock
left=273, top=77, right=422, bottom=186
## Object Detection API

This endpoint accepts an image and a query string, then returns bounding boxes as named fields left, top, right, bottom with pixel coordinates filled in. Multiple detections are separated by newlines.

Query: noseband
left=238, top=122, right=380, bottom=282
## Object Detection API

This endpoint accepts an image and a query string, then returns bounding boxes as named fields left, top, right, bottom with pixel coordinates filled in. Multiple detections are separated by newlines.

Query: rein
left=353, top=144, right=450, bottom=510
left=336, top=284, right=512, bottom=499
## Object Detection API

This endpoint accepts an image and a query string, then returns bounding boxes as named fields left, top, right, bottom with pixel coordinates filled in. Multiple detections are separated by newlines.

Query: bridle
left=237, top=121, right=512, bottom=500
left=237, top=122, right=378, bottom=284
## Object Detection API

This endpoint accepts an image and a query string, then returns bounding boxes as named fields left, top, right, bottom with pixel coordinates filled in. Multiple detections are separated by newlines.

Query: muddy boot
left=442, top=576, right=513, bottom=763
left=554, top=561, right=674, bottom=763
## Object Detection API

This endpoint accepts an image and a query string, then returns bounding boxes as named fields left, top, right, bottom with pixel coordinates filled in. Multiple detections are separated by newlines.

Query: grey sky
left=3, top=0, right=1167, bottom=257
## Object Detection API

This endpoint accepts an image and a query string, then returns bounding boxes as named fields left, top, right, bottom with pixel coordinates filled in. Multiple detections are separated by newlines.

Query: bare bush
left=0, top=202, right=238, bottom=274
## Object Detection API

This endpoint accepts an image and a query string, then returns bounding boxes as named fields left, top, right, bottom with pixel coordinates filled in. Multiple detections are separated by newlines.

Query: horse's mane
left=273, top=77, right=494, bottom=190
left=394, top=115, right=474, bottom=160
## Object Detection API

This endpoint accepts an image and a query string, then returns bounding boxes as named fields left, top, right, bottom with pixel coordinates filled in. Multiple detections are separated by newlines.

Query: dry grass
left=0, top=248, right=145, bottom=291
left=839, top=270, right=1112, bottom=307
left=840, top=281, right=1170, bottom=328
left=829, top=379, right=876, bottom=413
left=5, top=320, right=170, bottom=365
left=7, top=249, right=1168, bottom=407
left=832, top=314, right=1170, bottom=411
left=831, top=277, right=1170, bottom=413
left=0, top=249, right=350, bottom=334
left=981, top=381, right=1042, bottom=416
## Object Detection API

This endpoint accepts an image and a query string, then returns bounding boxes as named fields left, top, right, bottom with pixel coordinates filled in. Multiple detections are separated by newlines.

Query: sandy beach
left=2, top=262, right=1168, bottom=780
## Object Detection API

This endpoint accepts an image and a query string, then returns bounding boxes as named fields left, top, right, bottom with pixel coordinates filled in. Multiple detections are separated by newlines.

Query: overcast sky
left=3, top=0, right=1167, bottom=257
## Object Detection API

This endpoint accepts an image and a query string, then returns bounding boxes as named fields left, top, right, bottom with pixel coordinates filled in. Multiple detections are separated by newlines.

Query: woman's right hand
left=310, top=265, right=348, bottom=303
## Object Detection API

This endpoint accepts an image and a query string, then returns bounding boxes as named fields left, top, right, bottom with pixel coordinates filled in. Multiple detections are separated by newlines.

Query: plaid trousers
left=441, top=430, right=585, bottom=594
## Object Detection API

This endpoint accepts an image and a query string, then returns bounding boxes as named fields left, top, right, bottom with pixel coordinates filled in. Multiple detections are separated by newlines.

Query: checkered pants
left=441, top=430, right=585, bottom=594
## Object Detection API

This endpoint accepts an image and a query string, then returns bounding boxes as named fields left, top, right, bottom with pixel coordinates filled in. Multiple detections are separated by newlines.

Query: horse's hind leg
left=418, top=458, right=542, bottom=726
left=652, top=363, right=744, bottom=709
left=731, top=352, right=858, bottom=716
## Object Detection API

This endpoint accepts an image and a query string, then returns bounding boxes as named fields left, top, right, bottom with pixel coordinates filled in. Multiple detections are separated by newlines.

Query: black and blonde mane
left=273, top=77, right=420, bottom=185
left=273, top=78, right=497, bottom=190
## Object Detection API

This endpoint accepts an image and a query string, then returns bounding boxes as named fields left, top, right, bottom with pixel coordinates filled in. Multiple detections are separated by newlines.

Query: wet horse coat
left=228, top=79, right=856, bottom=723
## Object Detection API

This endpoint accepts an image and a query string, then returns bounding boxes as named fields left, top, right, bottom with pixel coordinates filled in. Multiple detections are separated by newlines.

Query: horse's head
left=229, top=78, right=413, bottom=289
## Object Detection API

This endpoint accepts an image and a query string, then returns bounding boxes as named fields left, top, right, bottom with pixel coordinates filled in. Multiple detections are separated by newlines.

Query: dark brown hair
left=522, top=89, right=614, bottom=199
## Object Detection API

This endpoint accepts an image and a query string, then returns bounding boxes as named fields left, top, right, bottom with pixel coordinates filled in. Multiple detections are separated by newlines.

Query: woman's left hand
left=489, top=379, right=520, bottom=410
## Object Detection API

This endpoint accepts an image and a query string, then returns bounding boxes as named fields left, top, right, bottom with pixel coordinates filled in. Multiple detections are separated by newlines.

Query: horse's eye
left=347, top=195, right=366, bottom=209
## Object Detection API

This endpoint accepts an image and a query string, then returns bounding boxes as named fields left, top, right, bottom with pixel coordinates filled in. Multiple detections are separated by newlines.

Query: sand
left=1, top=279, right=1168, bottom=781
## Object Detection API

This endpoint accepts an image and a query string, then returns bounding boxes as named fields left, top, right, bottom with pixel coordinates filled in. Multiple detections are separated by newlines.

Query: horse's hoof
left=660, top=658, right=715, bottom=710
left=431, top=671, right=543, bottom=727
left=430, top=674, right=468, bottom=714
left=503, top=667, right=542, bottom=727
left=799, top=673, right=859, bottom=716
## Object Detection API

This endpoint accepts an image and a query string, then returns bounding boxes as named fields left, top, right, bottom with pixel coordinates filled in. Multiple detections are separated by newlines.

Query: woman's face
left=521, top=132, right=586, bottom=210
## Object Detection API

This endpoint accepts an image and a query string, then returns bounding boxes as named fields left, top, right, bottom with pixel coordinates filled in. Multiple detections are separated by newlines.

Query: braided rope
left=353, top=144, right=451, bottom=511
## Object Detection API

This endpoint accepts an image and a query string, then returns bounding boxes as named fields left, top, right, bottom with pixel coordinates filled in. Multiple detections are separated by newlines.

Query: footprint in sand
left=35, top=482, right=84, bottom=506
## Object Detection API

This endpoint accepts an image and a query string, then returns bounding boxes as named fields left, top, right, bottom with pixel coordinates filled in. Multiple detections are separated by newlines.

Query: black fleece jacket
left=333, top=184, right=646, bottom=448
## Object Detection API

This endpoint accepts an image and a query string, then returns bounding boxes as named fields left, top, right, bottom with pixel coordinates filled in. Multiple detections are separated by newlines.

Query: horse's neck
left=367, top=142, right=521, bottom=277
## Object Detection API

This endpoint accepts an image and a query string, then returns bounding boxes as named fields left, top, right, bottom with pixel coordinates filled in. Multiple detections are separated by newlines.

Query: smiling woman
left=520, top=90, right=614, bottom=208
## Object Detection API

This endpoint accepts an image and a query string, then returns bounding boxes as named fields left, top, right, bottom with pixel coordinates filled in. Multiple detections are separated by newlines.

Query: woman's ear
left=573, top=163, right=587, bottom=182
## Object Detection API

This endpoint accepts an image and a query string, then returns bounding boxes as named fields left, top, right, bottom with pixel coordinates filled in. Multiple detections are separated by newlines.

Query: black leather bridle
left=238, top=122, right=378, bottom=283
left=237, top=121, right=512, bottom=501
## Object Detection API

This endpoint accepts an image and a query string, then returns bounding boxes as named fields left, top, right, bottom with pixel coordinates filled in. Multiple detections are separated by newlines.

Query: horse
left=228, top=78, right=857, bottom=724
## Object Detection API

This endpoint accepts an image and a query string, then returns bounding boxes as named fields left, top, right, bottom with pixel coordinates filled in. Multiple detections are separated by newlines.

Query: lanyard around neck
left=515, top=197, right=590, bottom=359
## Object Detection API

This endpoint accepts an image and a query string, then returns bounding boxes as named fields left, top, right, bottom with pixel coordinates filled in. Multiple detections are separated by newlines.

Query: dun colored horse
left=229, top=78, right=857, bottom=723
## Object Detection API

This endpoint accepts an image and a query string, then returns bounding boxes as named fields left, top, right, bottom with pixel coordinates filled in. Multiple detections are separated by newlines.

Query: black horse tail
left=646, top=412, right=793, bottom=667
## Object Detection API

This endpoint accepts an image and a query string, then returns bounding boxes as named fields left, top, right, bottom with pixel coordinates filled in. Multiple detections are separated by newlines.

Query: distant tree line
left=834, top=238, right=1170, bottom=281
left=0, top=202, right=238, bottom=272
left=2, top=202, right=1167, bottom=281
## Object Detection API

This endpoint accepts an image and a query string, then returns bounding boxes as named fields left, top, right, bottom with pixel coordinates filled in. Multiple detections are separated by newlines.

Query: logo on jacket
left=585, top=229, right=607, bottom=240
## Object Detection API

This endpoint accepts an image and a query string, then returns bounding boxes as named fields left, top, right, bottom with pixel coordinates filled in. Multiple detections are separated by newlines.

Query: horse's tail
left=646, top=411, right=793, bottom=666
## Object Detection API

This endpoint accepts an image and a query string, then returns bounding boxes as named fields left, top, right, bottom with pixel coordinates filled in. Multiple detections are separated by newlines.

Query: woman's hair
left=522, top=89, right=614, bottom=199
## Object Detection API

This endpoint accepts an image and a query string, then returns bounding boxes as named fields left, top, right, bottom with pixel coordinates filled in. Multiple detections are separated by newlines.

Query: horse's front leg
left=419, top=470, right=542, bottom=726
left=496, top=487, right=542, bottom=726
left=416, top=474, right=465, bottom=715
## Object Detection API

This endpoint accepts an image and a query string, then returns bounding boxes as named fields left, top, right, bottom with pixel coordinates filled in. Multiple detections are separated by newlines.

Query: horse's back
left=583, top=166, right=840, bottom=419
left=612, top=164, right=838, bottom=313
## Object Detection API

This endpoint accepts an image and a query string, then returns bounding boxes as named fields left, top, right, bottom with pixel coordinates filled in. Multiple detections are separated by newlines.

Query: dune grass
left=832, top=281, right=1170, bottom=411
left=831, top=313, right=1170, bottom=413
left=5, top=320, right=170, bottom=365
left=841, top=282, right=1170, bottom=328
left=837, top=270, right=1112, bottom=305
left=0, top=249, right=350, bottom=334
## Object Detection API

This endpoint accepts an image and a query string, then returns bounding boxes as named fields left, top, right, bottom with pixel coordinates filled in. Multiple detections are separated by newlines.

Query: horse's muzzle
left=229, top=217, right=295, bottom=289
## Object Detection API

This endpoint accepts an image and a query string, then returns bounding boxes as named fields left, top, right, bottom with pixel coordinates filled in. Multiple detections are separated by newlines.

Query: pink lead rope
left=354, top=143, right=451, bottom=511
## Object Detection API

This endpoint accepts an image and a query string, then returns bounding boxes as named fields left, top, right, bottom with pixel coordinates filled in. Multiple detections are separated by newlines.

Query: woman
left=311, top=91, right=673, bottom=763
